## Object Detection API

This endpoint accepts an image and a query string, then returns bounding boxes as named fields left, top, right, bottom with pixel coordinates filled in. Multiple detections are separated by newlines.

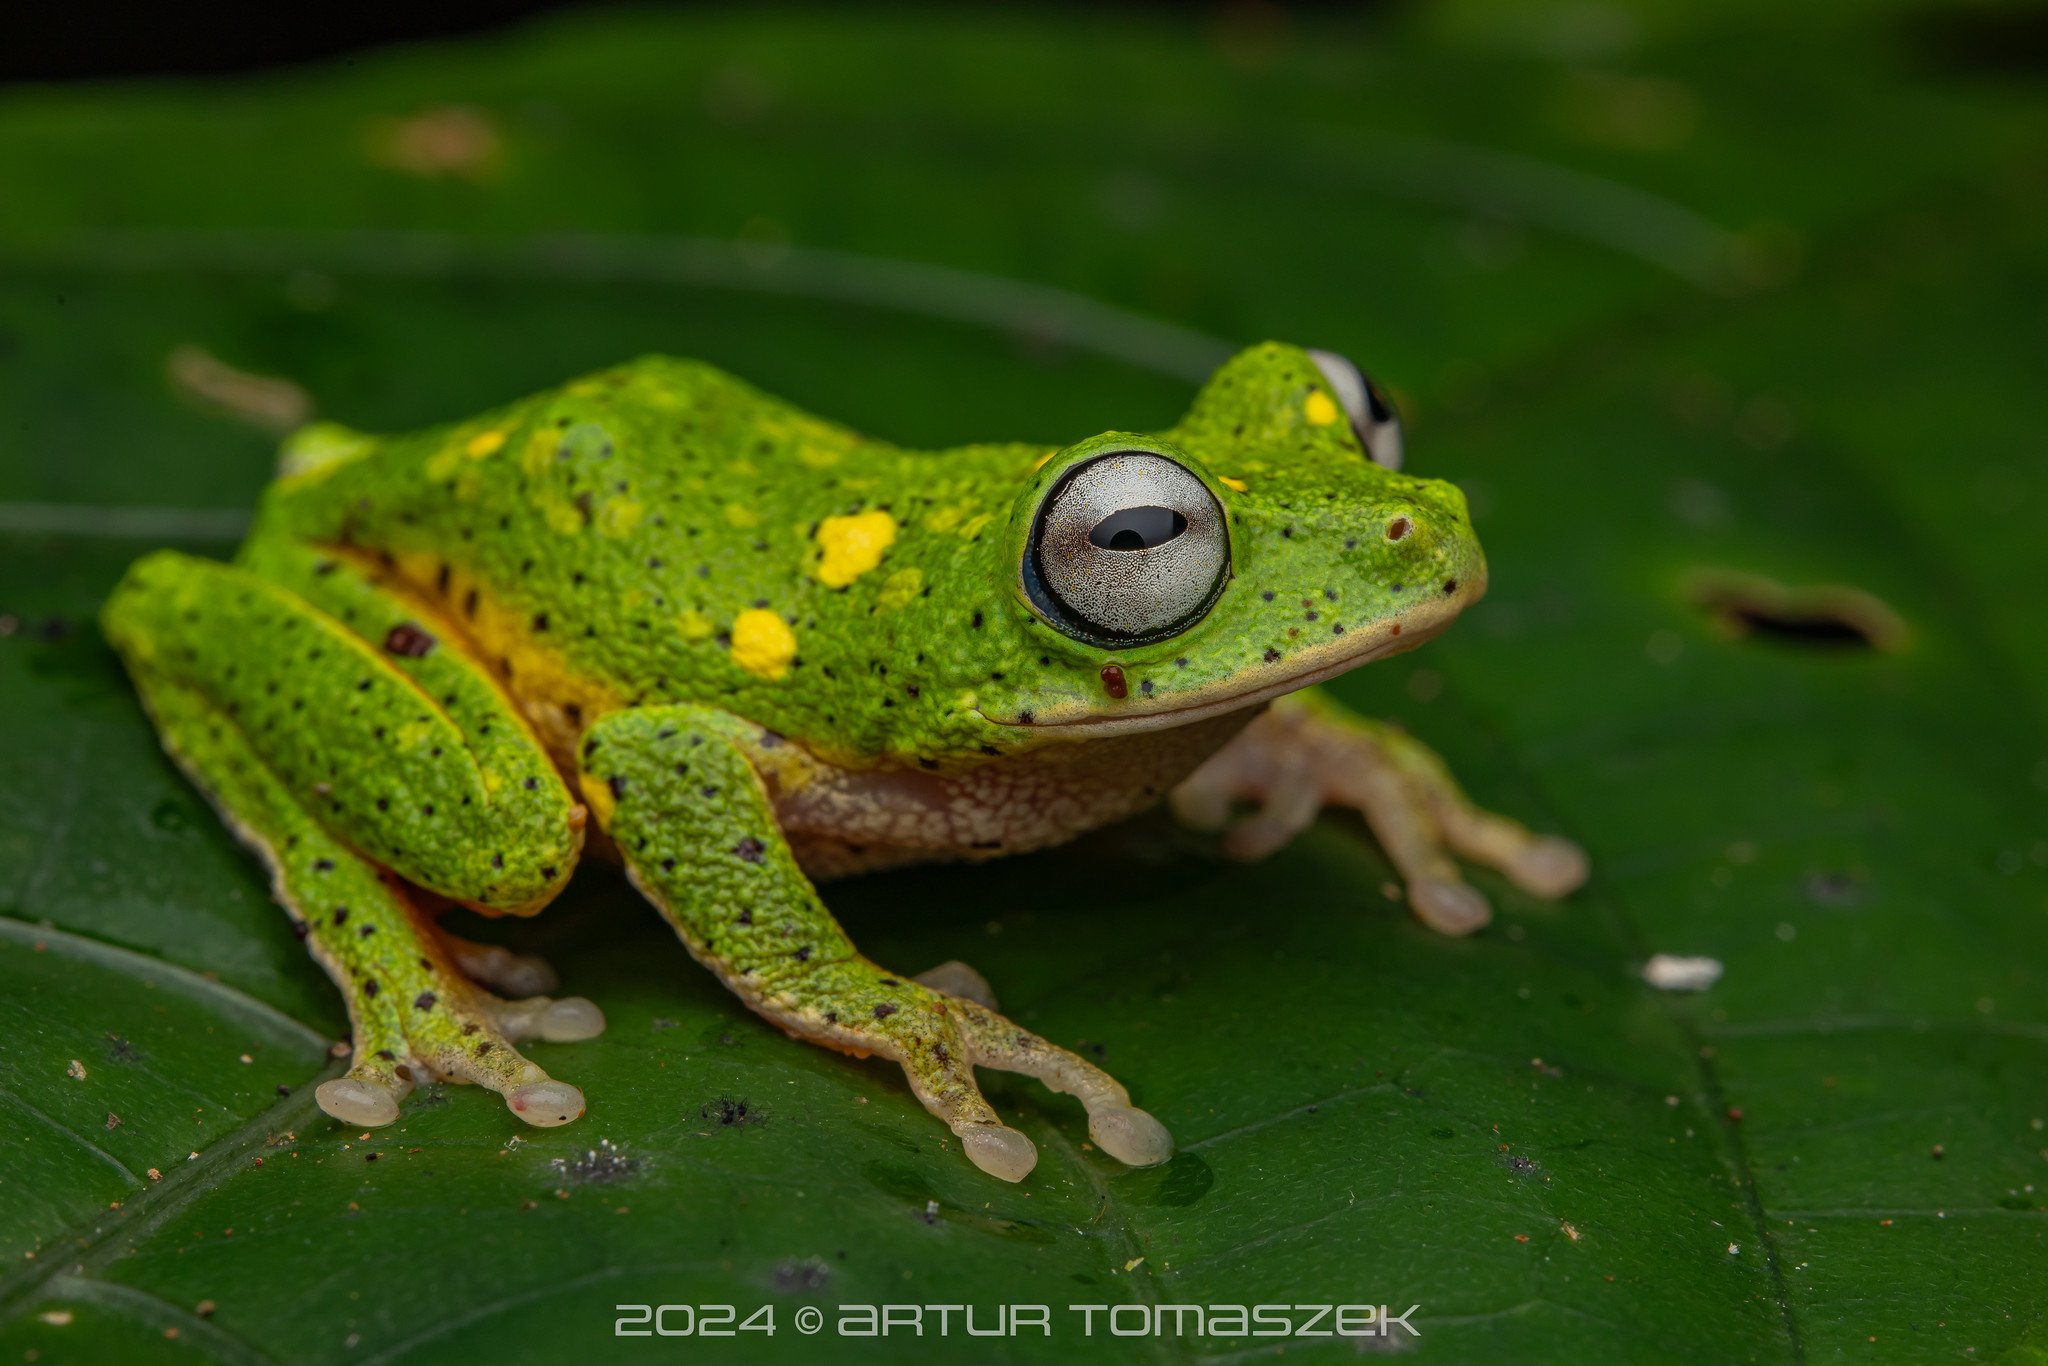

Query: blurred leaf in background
left=1, top=2, right=2045, bottom=1361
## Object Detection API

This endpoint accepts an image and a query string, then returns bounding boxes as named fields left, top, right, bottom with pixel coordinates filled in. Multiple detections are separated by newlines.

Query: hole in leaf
left=1684, top=569, right=1909, bottom=652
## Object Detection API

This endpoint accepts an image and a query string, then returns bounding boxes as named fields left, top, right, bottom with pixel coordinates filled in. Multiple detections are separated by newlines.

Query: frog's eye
left=1307, top=349, right=1403, bottom=470
left=1024, top=451, right=1229, bottom=647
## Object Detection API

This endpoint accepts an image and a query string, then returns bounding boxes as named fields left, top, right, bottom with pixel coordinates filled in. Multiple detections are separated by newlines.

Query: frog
left=101, top=341, right=1586, bottom=1183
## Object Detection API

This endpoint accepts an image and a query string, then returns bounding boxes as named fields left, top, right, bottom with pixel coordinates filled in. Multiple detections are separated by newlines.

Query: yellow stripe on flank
left=814, top=510, right=898, bottom=587
left=1218, top=475, right=1249, bottom=492
left=1304, top=391, right=1340, bottom=426
left=467, top=429, right=507, bottom=458
left=731, top=609, right=797, bottom=680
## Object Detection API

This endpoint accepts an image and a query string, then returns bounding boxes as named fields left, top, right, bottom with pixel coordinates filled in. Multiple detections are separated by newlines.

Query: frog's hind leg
left=102, top=551, right=599, bottom=1127
left=1173, top=689, right=1587, bottom=936
left=579, top=704, right=1172, bottom=1183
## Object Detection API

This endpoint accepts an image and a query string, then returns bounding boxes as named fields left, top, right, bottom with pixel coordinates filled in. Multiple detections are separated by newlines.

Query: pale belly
left=765, top=709, right=1261, bottom=880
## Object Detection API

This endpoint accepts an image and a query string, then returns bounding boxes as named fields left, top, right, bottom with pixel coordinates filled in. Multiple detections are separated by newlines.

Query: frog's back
left=238, top=356, right=1040, bottom=763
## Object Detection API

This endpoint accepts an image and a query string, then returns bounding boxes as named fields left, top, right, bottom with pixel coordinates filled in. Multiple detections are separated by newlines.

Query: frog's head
left=977, top=342, right=1482, bottom=738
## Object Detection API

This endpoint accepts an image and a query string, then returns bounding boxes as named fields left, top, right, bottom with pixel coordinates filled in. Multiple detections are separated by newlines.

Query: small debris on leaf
left=1643, top=954, right=1724, bottom=991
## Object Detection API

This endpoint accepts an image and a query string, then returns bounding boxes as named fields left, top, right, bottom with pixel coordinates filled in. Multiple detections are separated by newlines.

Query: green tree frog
left=102, top=342, right=1585, bottom=1182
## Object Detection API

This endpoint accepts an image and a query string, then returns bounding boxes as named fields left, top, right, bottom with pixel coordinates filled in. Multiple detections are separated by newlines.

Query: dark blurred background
left=2, top=3, right=584, bottom=81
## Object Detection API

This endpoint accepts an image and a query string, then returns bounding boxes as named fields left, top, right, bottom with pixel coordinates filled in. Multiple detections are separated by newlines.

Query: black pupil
left=1090, top=505, right=1186, bottom=552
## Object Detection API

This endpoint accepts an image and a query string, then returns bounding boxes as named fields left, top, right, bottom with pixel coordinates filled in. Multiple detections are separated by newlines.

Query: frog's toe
left=507, top=1078, right=587, bottom=1128
left=490, top=993, right=608, bottom=1043
left=948, top=997, right=1173, bottom=1171
left=1090, top=1105, right=1174, bottom=1167
left=913, top=959, right=1000, bottom=1011
left=316, top=1075, right=404, bottom=1128
left=435, top=930, right=561, bottom=997
left=1411, top=876, right=1493, bottom=936
left=958, top=1123, right=1038, bottom=1183
left=1217, top=769, right=1323, bottom=861
left=1504, top=835, right=1590, bottom=900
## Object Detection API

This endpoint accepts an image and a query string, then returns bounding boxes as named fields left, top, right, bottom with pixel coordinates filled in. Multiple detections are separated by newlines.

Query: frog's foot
left=1171, top=690, right=1587, bottom=936
left=763, top=975, right=1170, bottom=1183
left=913, top=959, right=999, bottom=1011
left=582, top=701, right=1172, bottom=1183
left=314, top=952, right=594, bottom=1130
left=431, top=922, right=563, bottom=998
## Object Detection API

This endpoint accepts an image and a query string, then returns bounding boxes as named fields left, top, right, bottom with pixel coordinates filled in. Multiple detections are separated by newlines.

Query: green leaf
left=2, top=5, right=2044, bottom=1361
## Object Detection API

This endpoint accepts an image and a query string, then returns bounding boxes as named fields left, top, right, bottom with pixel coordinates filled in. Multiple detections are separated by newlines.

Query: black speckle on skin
left=414, top=991, right=437, bottom=1011
left=1261, top=591, right=1275, bottom=602
left=872, top=1002, right=898, bottom=1020
left=971, top=610, right=983, bottom=629
left=1263, top=648, right=1281, bottom=662
left=332, top=907, right=349, bottom=926
left=364, top=979, right=379, bottom=998
left=734, top=837, right=765, bottom=863
left=1443, top=579, right=1459, bottom=595
left=608, top=775, right=628, bottom=799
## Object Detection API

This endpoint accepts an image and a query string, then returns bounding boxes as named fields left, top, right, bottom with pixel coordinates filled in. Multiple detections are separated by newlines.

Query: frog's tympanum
left=104, top=343, right=1586, bottom=1181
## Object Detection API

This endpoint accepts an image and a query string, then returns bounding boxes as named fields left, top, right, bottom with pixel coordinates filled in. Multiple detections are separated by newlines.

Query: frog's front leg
left=102, top=551, right=602, bottom=1128
left=1172, top=689, right=1588, bottom=935
left=578, top=705, right=1172, bottom=1183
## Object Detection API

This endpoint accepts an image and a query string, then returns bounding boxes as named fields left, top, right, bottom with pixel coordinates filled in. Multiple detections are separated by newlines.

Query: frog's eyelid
left=1307, top=348, right=1404, bottom=471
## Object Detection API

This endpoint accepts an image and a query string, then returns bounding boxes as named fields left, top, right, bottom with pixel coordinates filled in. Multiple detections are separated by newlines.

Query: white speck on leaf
left=1643, top=954, right=1724, bottom=991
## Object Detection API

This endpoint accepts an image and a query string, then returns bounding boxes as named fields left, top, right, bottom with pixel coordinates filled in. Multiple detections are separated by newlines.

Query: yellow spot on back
left=1218, top=475, right=1249, bottom=492
left=466, top=429, right=506, bottom=458
left=724, top=503, right=759, bottom=528
left=1304, top=391, right=1340, bottom=426
left=730, top=610, right=797, bottom=680
left=1032, top=450, right=1057, bottom=471
left=926, top=505, right=965, bottom=534
left=798, top=443, right=840, bottom=469
left=676, top=609, right=714, bottom=642
left=814, top=510, right=898, bottom=587
left=958, top=512, right=994, bottom=540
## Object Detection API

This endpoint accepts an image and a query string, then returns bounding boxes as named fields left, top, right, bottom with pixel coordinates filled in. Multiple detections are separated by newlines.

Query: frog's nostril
left=1386, top=516, right=1413, bottom=542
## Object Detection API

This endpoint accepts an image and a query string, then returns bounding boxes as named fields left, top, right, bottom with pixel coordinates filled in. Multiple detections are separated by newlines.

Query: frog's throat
left=985, top=564, right=1486, bottom=739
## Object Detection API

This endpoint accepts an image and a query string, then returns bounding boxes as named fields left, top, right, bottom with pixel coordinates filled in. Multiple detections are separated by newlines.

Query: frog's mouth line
left=985, top=566, right=1485, bottom=739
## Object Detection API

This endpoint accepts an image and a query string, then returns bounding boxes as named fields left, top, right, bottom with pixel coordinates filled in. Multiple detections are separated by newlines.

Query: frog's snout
left=1362, top=496, right=1485, bottom=603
